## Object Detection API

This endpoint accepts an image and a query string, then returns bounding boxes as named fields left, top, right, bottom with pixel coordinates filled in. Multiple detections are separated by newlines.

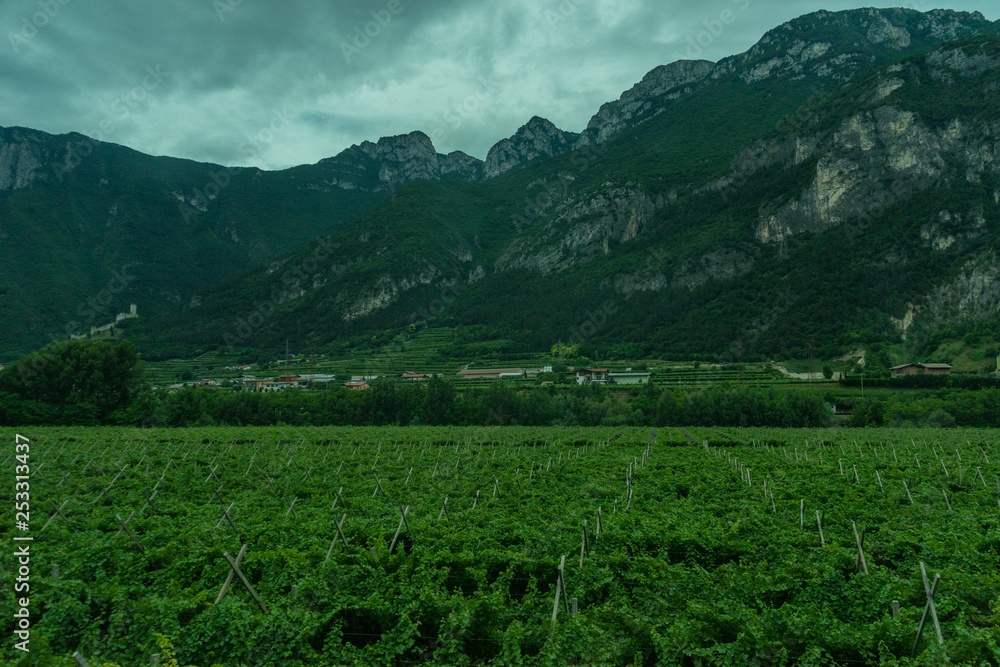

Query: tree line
left=0, top=340, right=834, bottom=428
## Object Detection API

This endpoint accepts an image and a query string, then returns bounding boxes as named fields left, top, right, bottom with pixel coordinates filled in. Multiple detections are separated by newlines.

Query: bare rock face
left=494, top=184, right=657, bottom=274
left=865, top=12, right=911, bottom=49
left=319, top=132, right=484, bottom=190
left=439, top=151, right=483, bottom=181
left=483, top=117, right=579, bottom=180
left=358, top=131, right=441, bottom=189
left=927, top=45, right=1000, bottom=82
left=924, top=252, right=1000, bottom=324
left=340, top=266, right=441, bottom=321
left=895, top=251, right=1000, bottom=338
left=756, top=106, right=944, bottom=243
left=754, top=103, right=1000, bottom=244
left=576, top=60, right=714, bottom=147
left=0, top=129, right=45, bottom=191
left=714, top=7, right=992, bottom=84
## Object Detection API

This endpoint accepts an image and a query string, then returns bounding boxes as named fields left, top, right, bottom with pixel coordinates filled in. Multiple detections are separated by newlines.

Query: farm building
left=609, top=372, right=652, bottom=385
left=343, top=381, right=370, bottom=391
left=400, top=372, right=432, bottom=381
left=457, top=368, right=526, bottom=380
left=576, top=368, right=610, bottom=384
left=576, top=369, right=652, bottom=385
left=890, top=363, right=953, bottom=378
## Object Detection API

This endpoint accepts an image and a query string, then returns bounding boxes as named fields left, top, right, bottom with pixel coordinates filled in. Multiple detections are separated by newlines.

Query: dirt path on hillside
left=772, top=365, right=842, bottom=380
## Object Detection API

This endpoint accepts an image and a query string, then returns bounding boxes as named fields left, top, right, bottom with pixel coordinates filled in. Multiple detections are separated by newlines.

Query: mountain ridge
left=3, top=7, right=1000, bottom=362
left=124, top=30, right=1000, bottom=366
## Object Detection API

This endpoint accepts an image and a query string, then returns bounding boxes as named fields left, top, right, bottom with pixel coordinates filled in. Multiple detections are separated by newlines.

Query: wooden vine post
left=216, top=543, right=248, bottom=603
left=388, top=506, right=410, bottom=554
left=550, top=555, right=570, bottom=632
left=222, top=550, right=268, bottom=613
left=912, top=561, right=943, bottom=655
left=852, top=523, right=868, bottom=574
left=325, top=514, right=349, bottom=561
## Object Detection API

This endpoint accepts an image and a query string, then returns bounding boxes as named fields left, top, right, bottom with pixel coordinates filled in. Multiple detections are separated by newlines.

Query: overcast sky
left=2, top=1, right=996, bottom=170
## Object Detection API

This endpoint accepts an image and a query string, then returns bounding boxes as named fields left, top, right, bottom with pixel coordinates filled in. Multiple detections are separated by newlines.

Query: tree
left=423, top=375, right=455, bottom=425
left=822, top=365, right=834, bottom=380
left=0, top=339, right=146, bottom=424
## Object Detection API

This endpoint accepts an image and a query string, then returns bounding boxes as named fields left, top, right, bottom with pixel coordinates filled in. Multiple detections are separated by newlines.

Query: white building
left=608, top=372, right=652, bottom=385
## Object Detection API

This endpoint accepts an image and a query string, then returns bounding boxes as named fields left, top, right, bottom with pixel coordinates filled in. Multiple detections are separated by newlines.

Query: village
left=173, top=365, right=655, bottom=393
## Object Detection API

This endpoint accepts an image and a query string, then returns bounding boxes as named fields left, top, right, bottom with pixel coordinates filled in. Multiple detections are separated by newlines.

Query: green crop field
left=2, top=426, right=999, bottom=666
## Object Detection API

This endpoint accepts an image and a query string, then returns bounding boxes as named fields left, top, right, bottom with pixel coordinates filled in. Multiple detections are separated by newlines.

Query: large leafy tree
left=0, top=339, right=146, bottom=424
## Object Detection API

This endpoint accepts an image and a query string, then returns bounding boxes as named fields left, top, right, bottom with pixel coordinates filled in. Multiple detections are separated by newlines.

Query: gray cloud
left=2, top=0, right=996, bottom=169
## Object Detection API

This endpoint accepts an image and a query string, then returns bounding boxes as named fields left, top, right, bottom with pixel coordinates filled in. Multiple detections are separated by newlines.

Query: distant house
left=457, top=368, right=526, bottom=380
left=250, top=378, right=285, bottom=392
left=400, top=372, right=432, bottom=381
left=344, top=381, right=370, bottom=391
left=351, top=375, right=380, bottom=382
left=890, top=363, right=953, bottom=378
left=576, top=368, right=609, bottom=384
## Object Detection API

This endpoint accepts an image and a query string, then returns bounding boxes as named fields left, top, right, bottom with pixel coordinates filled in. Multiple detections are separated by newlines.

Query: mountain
left=0, top=126, right=490, bottom=357
left=6, top=7, right=1000, bottom=364
left=123, top=10, right=1000, bottom=365
left=488, top=8, right=1000, bottom=171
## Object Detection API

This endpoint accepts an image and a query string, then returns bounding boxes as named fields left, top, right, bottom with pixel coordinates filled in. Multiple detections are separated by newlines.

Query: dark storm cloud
left=2, top=0, right=996, bottom=169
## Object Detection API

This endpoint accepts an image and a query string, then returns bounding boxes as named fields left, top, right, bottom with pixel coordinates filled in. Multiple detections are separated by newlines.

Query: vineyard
left=2, top=426, right=999, bottom=666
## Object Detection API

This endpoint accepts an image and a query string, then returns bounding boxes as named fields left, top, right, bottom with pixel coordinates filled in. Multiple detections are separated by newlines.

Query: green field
left=2, top=426, right=999, bottom=666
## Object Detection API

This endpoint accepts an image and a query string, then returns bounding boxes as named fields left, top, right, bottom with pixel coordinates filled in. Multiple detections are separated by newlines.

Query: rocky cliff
left=483, top=117, right=580, bottom=180
left=316, top=131, right=483, bottom=191
left=576, top=60, right=714, bottom=147
left=0, top=128, right=47, bottom=192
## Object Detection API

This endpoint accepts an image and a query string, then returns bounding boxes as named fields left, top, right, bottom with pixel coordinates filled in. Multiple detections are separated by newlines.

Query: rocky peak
left=439, top=150, right=484, bottom=181
left=357, top=131, right=441, bottom=189
left=713, top=7, right=996, bottom=85
left=319, top=131, right=484, bottom=190
left=577, top=60, right=714, bottom=147
left=483, top=117, right=579, bottom=180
